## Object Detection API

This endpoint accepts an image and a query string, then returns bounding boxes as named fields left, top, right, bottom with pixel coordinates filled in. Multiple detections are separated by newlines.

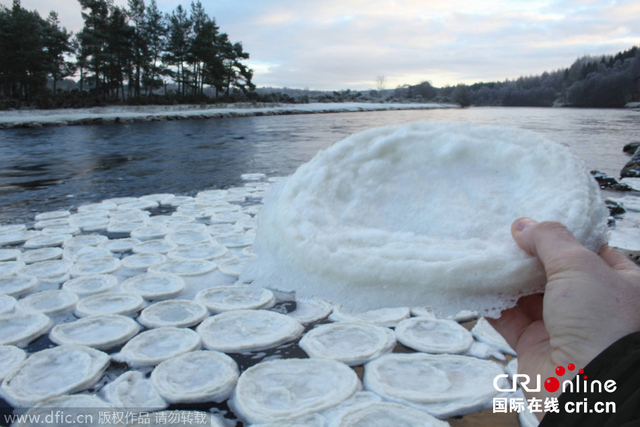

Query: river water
left=1, top=107, right=638, bottom=224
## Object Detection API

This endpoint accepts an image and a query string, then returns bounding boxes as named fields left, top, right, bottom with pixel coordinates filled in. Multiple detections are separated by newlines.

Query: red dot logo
left=544, top=377, right=560, bottom=393
left=568, top=363, right=575, bottom=371
left=556, top=366, right=565, bottom=376
left=579, top=369, right=584, bottom=374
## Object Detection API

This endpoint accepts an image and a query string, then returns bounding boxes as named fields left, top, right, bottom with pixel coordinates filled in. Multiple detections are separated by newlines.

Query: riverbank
left=0, top=102, right=459, bottom=129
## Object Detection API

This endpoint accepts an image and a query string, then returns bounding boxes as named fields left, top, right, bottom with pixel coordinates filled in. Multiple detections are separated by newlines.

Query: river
left=1, top=106, right=638, bottom=224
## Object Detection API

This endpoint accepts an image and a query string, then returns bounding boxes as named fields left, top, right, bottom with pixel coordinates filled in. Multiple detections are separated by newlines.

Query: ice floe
left=197, top=309, right=304, bottom=352
left=18, top=247, right=63, bottom=264
left=148, top=259, right=217, bottom=276
left=329, top=306, right=410, bottom=327
left=471, top=317, right=516, bottom=356
left=286, top=299, right=333, bottom=324
left=121, top=273, right=186, bottom=300
left=230, top=358, right=360, bottom=424
left=50, top=314, right=140, bottom=350
left=394, top=317, right=473, bottom=354
left=17, top=394, right=113, bottom=427
left=16, top=289, right=78, bottom=315
left=100, top=371, right=167, bottom=411
left=0, top=275, right=39, bottom=297
left=0, top=311, right=51, bottom=346
left=167, top=242, right=229, bottom=260
left=364, top=353, right=505, bottom=418
left=0, top=294, right=17, bottom=314
left=150, top=350, right=239, bottom=403
left=74, top=292, right=145, bottom=317
left=331, top=401, right=450, bottom=427
left=0, top=345, right=110, bottom=406
left=138, top=299, right=208, bottom=328
left=195, top=285, right=275, bottom=313
left=0, top=346, right=26, bottom=381
left=62, top=274, right=119, bottom=297
left=300, top=322, right=396, bottom=366
left=114, top=327, right=201, bottom=367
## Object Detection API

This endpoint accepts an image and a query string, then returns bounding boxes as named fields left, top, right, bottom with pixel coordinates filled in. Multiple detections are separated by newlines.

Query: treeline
left=0, top=0, right=254, bottom=109
left=396, top=46, right=640, bottom=108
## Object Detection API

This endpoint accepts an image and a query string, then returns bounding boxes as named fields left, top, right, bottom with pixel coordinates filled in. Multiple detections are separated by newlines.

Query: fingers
left=511, top=218, right=597, bottom=277
left=599, top=244, right=640, bottom=271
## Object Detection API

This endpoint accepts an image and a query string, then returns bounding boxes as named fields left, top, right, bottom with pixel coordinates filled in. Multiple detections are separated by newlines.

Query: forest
left=0, top=0, right=638, bottom=109
left=0, top=0, right=254, bottom=108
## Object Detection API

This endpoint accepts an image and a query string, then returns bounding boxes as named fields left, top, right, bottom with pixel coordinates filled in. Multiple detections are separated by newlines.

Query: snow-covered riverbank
left=0, top=102, right=459, bottom=129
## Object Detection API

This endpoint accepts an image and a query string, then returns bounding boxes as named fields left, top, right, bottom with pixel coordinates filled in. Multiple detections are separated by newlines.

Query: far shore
left=0, top=102, right=459, bottom=130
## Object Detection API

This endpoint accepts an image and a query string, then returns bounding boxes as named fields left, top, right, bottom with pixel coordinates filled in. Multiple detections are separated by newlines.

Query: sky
left=4, top=0, right=640, bottom=90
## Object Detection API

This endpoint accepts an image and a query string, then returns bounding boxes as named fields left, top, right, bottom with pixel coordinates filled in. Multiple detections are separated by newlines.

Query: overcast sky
left=4, top=0, right=640, bottom=90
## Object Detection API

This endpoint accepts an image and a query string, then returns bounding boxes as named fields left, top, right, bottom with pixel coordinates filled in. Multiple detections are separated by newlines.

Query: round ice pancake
left=19, top=247, right=63, bottom=264
left=121, top=273, right=186, bottom=300
left=333, top=402, right=449, bottom=427
left=0, top=249, right=21, bottom=262
left=196, top=309, right=304, bottom=352
left=230, top=358, right=359, bottom=424
left=0, top=261, right=25, bottom=277
left=101, top=371, right=167, bottom=411
left=471, top=317, right=516, bottom=356
left=150, top=350, right=239, bottom=403
left=50, top=314, right=141, bottom=350
left=0, top=345, right=26, bottom=381
left=241, top=122, right=609, bottom=317
left=115, top=327, right=201, bottom=367
left=62, top=274, right=119, bottom=297
left=19, top=395, right=113, bottom=427
left=70, top=256, right=121, bottom=277
left=394, top=317, right=474, bottom=354
left=138, top=300, right=208, bottom=328
left=1, top=345, right=110, bottom=407
left=74, top=292, right=145, bottom=317
left=0, top=311, right=51, bottom=346
left=287, top=299, right=332, bottom=324
left=0, top=275, right=38, bottom=296
left=167, top=242, right=229, bottom=261
left=300, top=322, right=396, bottom=366
left=0, top=294, right=16, bottom=314
left=364, top=353, right=505, bottom=418
left=120, top=252, right=167, bottom=271
left=329, top=306, right=410, bottom=327
left=148, top=259, right=217, bottom=276
left=16, top=289, right=79, bottom=315
left=195, top=286, right=275, bottom=313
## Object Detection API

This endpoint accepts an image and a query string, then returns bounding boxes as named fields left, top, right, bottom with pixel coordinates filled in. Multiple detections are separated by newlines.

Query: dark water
left=1, top=107, right=639, bottom=224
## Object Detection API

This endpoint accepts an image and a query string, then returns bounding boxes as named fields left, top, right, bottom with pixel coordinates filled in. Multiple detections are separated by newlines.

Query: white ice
left=137, top=300, right=208, bottom=328
left=329, top=306, right=410, bottom=327
left=0, top=311, right=51, bottom=347
left=114, top=327, right=201, bottom=367
left=62, top=274, right=119, bottom=297
left=167, top=242, right=229, bottom=261
left=19, top=395, right=113, bottom=427
left=0, top=345, right=110, bottom=407
left=0, top=275, right=38, bottom=297
left=148, top=259, right=217, bottom=276
left=242, top=122, right=608, bottom=317
left=195, top=286, right=275, bottom=313
left=300, top=322, right=396, bottom=366
left=150, top=350, right=239, bottom=403
left=331, top=402, right=450, bottom=427
left=74, top=292, right=145, bottom=317
left=18, top=247, right=63, bottom=264
left=286, top=299, right=333, bottom=324
left=101, top=371, right=167, bottom=411
left=16, top=289, right=79, bottom=315
left=121, top=273, right=186, bottom=300
left=394, top=317, right=473, bottom=354
left=196, top=309, right=304, bottom=352
left=0, top=346, right=26, bottom=381
left=230, top=358, right=360, bottom=424
left=471, top=317, right=516, bottom=356
left=0, top=294, right=17, bottom=314
left=50, top=314, right=140, bottom=350
left=364, top=353, right=506, bottom=418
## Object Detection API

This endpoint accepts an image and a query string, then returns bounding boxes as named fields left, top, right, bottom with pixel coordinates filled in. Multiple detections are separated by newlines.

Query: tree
left=142, top=0, right=167, bottom=95
left=451, top=84, right=470, bottom=107
left=127, top=0, right=147, bottom=98
left=77, top=0, right=111, bottom=95
left=43, top=11, right=75, bottom=94
left=164, top=4, right=192, bottom=97
left=376, top=75, right=386, bottom=92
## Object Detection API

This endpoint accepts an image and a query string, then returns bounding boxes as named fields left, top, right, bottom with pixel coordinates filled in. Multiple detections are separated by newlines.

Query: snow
left=0, top=103, right=458, bottom=128
left=331, top=402, right=450, bottom=427
left=0, top=275, right=39, bottom=297
left=121, top=273, right=186, bottom=300
left=287, top=299, right=333, bottom=324
left=0, top=311, right=52, bottom=347
left=471, top=317, right=516, bottom=356
left=328, top=306, right=410, bottom=327
left=150, top=350, right=239, bottom=403
left=0, top=346, right=26, bottom=381
left=74, top=292, right=145, bottom=317
left=16, top=289, right=79, bottom=315
left=0, top=345, right=110, bottom=407
left=0, top=294, right=16, bottom=314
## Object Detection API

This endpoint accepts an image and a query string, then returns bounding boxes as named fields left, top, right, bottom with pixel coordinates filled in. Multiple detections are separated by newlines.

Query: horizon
left=2, top=0, right=639, bottom=91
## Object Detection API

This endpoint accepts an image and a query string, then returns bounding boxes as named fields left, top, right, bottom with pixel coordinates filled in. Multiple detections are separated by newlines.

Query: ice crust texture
left=242, top=121, right=609, bottom=316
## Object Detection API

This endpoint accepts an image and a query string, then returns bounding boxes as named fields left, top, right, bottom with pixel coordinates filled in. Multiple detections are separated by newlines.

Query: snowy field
left=0, top=102, right=459, bottom=129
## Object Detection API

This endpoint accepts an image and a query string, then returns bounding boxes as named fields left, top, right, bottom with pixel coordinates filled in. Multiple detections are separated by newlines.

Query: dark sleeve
left=539, top=330, right=640, bottom=427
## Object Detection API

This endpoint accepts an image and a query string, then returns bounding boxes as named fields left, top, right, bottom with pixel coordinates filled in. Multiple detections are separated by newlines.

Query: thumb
left=511, top=218, right=598, bottom=277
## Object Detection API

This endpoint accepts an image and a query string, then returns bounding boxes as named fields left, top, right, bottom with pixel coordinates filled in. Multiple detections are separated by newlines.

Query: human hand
left=489, top=218, right=640, bottom=413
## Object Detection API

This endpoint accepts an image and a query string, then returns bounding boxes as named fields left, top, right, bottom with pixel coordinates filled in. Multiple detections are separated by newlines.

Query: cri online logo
left=494, top=362, right=617, bottom=394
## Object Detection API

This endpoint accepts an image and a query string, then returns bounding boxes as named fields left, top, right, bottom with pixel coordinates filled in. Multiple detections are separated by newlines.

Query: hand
left=489, top=218, right=640, bottom=415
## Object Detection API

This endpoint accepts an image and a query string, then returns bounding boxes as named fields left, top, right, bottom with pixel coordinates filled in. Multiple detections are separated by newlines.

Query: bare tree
left=376, top=75, right=386, bottom=92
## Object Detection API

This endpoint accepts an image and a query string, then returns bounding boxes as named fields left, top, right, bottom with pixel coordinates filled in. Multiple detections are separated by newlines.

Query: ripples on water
left=1, top=107, right=638, bottom=223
